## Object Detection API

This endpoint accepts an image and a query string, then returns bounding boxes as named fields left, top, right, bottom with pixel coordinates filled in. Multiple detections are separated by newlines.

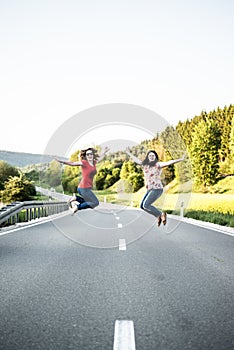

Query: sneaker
left=67, top=200, right=72, bottom=208
left=161, top=212, right=167, bottom=225
left=71, top=202, right=79, bottom=216
left=67, top=195, right=76, bottom=207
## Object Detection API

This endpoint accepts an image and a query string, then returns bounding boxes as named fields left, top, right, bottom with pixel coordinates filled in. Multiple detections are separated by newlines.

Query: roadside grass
left=183, top=210, right=234, bottom=227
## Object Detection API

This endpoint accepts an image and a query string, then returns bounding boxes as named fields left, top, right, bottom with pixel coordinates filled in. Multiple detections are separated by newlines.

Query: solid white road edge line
left=169, top=214, right=234, bottom=237
left=113, top=320, right=136, bottom=350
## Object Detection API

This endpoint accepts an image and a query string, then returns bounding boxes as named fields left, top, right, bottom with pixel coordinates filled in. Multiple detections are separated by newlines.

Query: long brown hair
left=142, top=150, right=159, bottom=166
left=80, top=148, right=99, bottom=161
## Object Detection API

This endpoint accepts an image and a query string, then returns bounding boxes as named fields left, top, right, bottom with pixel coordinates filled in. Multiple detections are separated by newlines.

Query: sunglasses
left=86, top=152, right=93, bottom=156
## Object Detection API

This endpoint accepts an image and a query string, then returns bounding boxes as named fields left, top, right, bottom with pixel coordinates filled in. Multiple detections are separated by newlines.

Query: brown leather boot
left=161, top=212, right=167, bottom=225
left=157, top=215, right=162, bottom=227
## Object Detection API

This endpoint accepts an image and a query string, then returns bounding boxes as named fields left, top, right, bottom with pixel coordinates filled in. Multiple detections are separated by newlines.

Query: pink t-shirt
left=143, top=163, right=163, bottom=190
left=78, top=160, right=97, bottom=188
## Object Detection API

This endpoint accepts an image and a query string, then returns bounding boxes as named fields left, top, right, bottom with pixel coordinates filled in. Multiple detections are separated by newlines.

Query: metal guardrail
left=0, top=200, right=69, bottom=227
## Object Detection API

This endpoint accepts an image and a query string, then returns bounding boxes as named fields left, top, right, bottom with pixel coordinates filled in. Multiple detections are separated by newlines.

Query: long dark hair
left=80, top=148, right=99, bottom=161
left=142, top=150, right=159, bottom=167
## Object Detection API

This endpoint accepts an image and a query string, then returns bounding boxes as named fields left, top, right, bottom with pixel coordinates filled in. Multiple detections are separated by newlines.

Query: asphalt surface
left=0, top=204, right=234, bottom=350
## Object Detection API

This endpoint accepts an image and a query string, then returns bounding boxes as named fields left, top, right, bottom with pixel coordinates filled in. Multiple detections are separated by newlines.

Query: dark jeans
left=140, top=188, right=163, bottom=218
left=76, top=187, right=99, bottom=210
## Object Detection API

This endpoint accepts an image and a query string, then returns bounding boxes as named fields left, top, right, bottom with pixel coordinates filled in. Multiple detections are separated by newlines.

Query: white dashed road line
left=119, top=239, right=126, bottom=251
left=113, top=320, right=136, bottom=350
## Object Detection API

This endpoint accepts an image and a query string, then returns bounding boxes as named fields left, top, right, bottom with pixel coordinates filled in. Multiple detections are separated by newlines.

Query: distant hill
left=0, top=150, right=61, bottom=167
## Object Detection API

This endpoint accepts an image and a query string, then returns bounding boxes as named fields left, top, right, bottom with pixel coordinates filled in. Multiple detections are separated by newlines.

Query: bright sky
left=1, top=0, right=233, bottom=156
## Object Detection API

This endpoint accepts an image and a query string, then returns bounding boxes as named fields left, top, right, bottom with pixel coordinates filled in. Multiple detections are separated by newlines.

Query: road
left=0, top=204, right=234, bottom=350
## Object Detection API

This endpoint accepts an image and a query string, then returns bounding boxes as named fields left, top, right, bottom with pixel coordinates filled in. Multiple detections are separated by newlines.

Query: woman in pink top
left=56, top=147, right=109, bottom=214
left=126, top=148, right=185, bottom=226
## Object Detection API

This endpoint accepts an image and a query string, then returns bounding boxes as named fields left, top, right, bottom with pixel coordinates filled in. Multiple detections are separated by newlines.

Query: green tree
left=1, top=172, right=36, bottom=203
left=95, top=162, right=121, bottom=190
left=120, top=160, right=144, bottom=192
left=95, top=167, right=109, bottom=190
left=160, top=126, right=191, bottom=183
left=207, top=105, right=233, bottom=162
left=176, top=119, right=192, bottom=148
left=44, top=159, right=62, bottom=187
left=103, top=168, right=120, bottom=189
left=229, top=115, right=234, bottom=173
left=128, top=173, right=144, bottom=192
left=24, top=169, right=40, bottom=182
left=190, top=119, right=221, bottom=187
left=61, top=150, right=81, bottom=193
left=120, top=161, right=140, bottom=180
left=0, top=161, right=19, bottom=190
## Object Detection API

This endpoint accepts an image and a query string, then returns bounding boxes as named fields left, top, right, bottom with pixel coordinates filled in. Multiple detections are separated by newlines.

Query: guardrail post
left=180, top=201, right=184, bottom=218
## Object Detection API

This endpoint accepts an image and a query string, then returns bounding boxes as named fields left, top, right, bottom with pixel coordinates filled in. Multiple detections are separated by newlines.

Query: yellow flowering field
left=185, top=193, right=234, bottom=215
left=96, top=182, right=234, bottom=216
left=132, top=190, right=234, bottom=215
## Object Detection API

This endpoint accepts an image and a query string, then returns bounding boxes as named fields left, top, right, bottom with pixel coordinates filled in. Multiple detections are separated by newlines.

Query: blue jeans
left=76, top=188, right=99, bottom=210
left=140, top=188, right=163, bottom=218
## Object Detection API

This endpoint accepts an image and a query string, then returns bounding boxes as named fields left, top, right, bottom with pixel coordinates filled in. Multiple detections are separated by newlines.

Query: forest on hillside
left=42, top=104, right=234, bottom=194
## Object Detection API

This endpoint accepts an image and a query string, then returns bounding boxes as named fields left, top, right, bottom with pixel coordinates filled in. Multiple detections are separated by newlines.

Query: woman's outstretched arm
left=55, top=158, right=83, bottom=166
left=96, top=146, right=110, bottom=163
left=158, top=154, right=186, bottom=168
left=125, top=147, right=142, bottom=165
